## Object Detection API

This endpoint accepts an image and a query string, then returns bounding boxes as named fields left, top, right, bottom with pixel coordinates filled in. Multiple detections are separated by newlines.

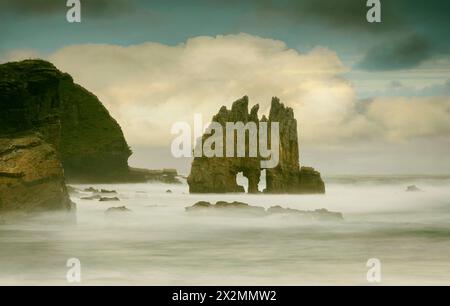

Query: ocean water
left=0, top=176, right=449, bottom=285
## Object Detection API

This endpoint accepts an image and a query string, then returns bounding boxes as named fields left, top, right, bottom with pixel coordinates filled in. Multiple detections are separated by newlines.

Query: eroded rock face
left=0, top=133, right=73, bottom=212
left=0, top=59, right=131, bottom=182
left=187, top=96, right=325, bottom=194
left=188, top=97, right=261, bottom=193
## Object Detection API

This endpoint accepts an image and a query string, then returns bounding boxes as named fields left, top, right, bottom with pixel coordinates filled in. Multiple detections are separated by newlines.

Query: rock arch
left=187, top=96, right=325, bottom=194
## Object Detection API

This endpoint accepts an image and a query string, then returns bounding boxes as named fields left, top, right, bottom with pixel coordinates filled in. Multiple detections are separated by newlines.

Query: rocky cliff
left=0, top=60, right=73, bottom=212
left=0, top=133, right=73, bottom=212
left=0, top=59, right=131, bottom=182
left=187, top=96, right=325, bottom=194
left=0, top=59, right=134, bottom=213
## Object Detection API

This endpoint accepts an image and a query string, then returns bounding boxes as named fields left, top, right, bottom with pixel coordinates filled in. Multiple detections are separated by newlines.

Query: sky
left=1, top=0, right=449, bottom=175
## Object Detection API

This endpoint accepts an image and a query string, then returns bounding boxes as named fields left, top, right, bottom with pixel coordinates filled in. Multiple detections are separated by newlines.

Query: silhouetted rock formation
left=0, top=133, right=73, bottom=212
left=0, top=59, right=131, bottom=182
left=187, top=96, right=325, bottom=194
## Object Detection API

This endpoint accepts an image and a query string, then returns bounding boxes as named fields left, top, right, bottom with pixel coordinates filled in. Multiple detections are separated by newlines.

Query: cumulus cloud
left=1, top=49, right=42, bottom=62
left=4, top=33, right=449, bottom=149
left=366, top=97, right=450, bottom=141
left=47, top=34, right=359, bottom=146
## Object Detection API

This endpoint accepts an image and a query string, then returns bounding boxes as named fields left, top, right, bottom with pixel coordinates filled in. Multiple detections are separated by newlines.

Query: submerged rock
left=84, top=187, right=99, bottom=193
left=101, top=189, right=117, bottom=194
left=105, top=206, right=132, bottom=214
left=128, top=167, right=182, bottom=184
left=186, top=201, right=342, bottom=221
left=99, top=197, right=120, bottom=202
left=166, top=189, right=173, bottom=194
left=267, top=206, right=343, bottom=221
left=187, top=96, right=325, bottom=194
left=81, top=195, right=102, bottom=201
left=186, top=201, right=266, bottom=216
left=406, top=185, right=422, bottom=192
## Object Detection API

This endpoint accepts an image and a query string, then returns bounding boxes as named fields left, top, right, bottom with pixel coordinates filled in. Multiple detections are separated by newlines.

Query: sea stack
left=187, top=96, right=325, bottom=194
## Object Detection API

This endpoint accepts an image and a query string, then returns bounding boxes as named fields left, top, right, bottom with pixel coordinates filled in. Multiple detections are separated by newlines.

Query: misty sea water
left=0, top=176, right=449, bottom=285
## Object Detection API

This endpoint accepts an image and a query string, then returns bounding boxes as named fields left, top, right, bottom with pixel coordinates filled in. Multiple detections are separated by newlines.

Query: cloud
left=0, top=49, right=42, bottom=62
left=366, top=97, right=450, bottom=141
left=213, top=0, right=400, bottom=32
left=46, top=34, right=358, bottom=146
left=4, top=34, right=449, bottom=149
left=356, top=35, right=433, bottom=71
left=0, top=0, right=137, bottom=17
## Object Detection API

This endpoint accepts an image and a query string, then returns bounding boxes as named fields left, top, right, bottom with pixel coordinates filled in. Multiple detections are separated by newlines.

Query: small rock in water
left=99, top=197, right=120, bottom=202
left=105, top=206, right=132, bottom=214
left=84, top=187, right=99, bottom=193
left=186, top=201, right=343, bottom=221
left=406, top=185, right=421, bottom=192
left=81, top=195, right=102, bottom=200
left=101, top=189, right=117, bottom=194
left=166, top=189, right=173, bottom=194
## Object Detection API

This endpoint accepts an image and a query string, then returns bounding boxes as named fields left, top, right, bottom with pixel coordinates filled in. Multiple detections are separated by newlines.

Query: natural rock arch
left=187, top=96, right=325, bottom=194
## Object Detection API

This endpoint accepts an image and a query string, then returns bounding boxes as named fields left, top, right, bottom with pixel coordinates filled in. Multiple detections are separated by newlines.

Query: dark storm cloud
left=356, top=35, right=433, bottom=71
left=207, top=0, right=449, bottom=70
left=0, top=0, right=137, bottom=17
left=203, top=0, right=400, bottom=31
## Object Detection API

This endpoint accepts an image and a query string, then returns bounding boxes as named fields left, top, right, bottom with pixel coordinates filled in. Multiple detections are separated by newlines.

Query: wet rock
left=101, top=189, right=117, bottom=194
left=267, top=206, right=343, bottom=221
left=105, top=206, right=131, bottom=214
left=128, top=168, right=182, bottom=184
left=186, top=201, right=266, bottom=215
left=99, top=197, right=120, bottom=202
left=186, top=201, right=213, bottom=210
left=187, top=96, right=325, bottom=194
left=81, top=195, right=102, bottom=200
left=406, top=185, right=421, bottom=192
left=84, top=187, right=99, bottom=193
left=186, top=201, right=343, bottom=221
left=166, top=189, right=173, bottom=194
